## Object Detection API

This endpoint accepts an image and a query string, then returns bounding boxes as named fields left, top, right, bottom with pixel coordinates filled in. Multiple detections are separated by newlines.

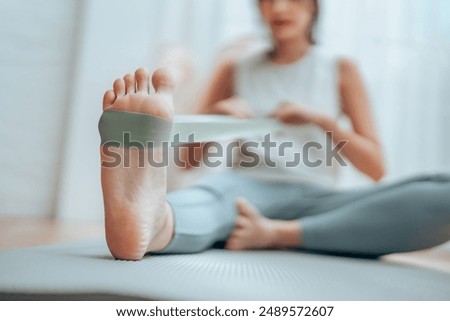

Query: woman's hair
left=258, top=0, right=320, bottom=44
left=308, top=0, right=319, bottom=44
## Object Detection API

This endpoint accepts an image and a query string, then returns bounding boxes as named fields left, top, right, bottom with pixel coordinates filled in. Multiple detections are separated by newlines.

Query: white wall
left=320, top=0, right=450, bottom=183
left=0, top=0, right=80, bottom=218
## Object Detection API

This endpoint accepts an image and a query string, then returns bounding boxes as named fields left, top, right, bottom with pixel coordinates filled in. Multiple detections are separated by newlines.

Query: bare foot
left=225, top=198, right=303, bottom=251
left=225, top=198, right=277, bottom=250
left=101, top=68, right=175, bottom=260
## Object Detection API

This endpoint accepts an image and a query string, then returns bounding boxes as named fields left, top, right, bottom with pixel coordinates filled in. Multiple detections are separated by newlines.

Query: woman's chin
left=272, top=32, right=304, bottom=44
left=270, top=27, right=304, bottom=43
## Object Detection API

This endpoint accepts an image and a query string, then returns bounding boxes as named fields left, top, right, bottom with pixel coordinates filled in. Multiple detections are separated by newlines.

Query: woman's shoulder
left=309, top=46, right=350, bottom=61
left=337, top=57, right=360, bottom=77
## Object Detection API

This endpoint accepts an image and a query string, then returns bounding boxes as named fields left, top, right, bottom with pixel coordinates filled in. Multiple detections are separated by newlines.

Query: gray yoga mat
left=0, top=239, right=449, bottom=300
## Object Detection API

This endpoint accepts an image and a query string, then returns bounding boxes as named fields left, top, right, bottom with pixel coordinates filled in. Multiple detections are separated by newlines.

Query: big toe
left=152, top=67, right=176, bottom=93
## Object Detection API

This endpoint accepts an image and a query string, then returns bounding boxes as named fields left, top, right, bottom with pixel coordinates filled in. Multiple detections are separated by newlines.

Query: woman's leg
left=160, top=171, right=317, bottom=253
left=161, top=182, right=235, bottom=254
left=300, top=174, right=450, bottom=256
left=228, top=174, right=450, bottom=256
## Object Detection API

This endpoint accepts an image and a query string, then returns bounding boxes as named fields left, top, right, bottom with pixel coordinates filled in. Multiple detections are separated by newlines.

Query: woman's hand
left=209, top=96, right=254, bottom=119
left=270, top=101, right=330, bottom=127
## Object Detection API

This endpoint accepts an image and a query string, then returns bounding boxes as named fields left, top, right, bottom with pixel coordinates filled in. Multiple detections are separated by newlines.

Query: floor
left=384, top=244, right=450, bottom=274
left=0, top=217, right=104, bottom=250
left=0, top=217, right=449, bottom=274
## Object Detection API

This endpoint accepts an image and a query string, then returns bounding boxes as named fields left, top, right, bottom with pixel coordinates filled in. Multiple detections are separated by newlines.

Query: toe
left=235, top=197, right=260, bottom=219
left=102, top=90, right=116, bottom=110
left=152, top=67, right=176, bottom=93
left=135, top=68, right=150, bottom=93
left=225, top=238, right=241, bottom=251
left=113, top=78, right=126, bottom=98
left=124, top=73, right=136, bottom=94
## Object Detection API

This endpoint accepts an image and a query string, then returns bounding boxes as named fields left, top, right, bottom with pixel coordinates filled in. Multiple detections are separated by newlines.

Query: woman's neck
left=270, top=38, right=311, bottom=64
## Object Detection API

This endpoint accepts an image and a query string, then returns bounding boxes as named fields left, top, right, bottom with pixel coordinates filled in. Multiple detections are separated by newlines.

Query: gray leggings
left=162, top=172, right=450, bottom=256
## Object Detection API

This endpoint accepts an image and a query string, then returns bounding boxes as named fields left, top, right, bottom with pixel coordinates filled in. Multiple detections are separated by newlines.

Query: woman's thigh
left=170, top=172, right=450, bottom=221
left=300, top=173, right=450, bottom=217
left=191, top=171, right=332, bottom=220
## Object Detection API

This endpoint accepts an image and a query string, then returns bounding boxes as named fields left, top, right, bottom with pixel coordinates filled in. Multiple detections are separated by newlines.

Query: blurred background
left=0, top=0, right=449, bottom=230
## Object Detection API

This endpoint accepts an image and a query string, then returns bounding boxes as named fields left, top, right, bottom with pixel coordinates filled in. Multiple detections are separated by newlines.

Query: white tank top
left=234, top=47, right=342, bottom=187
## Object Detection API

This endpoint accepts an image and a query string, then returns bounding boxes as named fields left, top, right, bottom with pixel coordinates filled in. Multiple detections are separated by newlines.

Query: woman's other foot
left=225, top=197, right=303, bottom=251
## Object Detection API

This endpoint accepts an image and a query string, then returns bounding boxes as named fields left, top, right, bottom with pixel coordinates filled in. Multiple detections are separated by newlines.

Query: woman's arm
left=197, top=59, right=235, bottom=114
left=272, top=59, right=386, bottom=181
left=331, top=58, right=385, bottom=181
left=180, top=59, right=253, bottom=169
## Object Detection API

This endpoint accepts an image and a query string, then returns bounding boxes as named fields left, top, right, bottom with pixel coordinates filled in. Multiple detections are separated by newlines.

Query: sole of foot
left=100, top=67, right=176, bottom=260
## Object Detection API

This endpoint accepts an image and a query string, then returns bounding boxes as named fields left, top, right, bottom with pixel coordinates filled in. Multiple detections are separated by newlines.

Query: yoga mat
left=1, top=239, right=449, bottom=300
